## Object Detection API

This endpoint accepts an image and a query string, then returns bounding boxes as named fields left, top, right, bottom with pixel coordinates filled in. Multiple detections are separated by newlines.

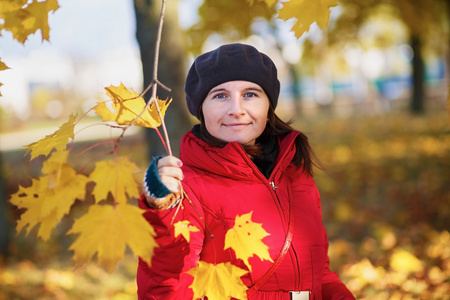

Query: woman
left=137, top=43, right=355, bottom=299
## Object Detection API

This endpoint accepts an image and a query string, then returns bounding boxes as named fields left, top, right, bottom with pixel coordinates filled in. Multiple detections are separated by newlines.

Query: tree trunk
left=0, top=156, right=10, bottom=256
left=134, top=0, right=192, bottom=158
left=410, top=34, right=425, bottom=114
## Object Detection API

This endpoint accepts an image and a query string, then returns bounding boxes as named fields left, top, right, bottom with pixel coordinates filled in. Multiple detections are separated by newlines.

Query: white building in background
left=0, top=45, right=142, bottom=120
left=0, top=0, right=141, bottom=121
left=0, top=48, right=75, bottom=119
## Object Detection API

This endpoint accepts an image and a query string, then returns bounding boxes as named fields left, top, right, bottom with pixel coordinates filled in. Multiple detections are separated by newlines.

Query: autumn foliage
left=9, top=84, right=168, bottom=272
left=7, top=82, right=278, bottom=298
left=4, top=0, right=447, bottom=299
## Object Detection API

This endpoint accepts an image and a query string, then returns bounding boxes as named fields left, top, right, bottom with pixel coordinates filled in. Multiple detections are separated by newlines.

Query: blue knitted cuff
left=143, top=156, right=173, bottom=199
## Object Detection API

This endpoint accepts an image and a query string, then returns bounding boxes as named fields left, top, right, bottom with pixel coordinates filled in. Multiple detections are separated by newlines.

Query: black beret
left=185, top=43, right=280, bottom=118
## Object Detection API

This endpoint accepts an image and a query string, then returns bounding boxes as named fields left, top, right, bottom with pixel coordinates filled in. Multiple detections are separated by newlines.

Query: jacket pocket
left=297, top=245, right=326, bottom=298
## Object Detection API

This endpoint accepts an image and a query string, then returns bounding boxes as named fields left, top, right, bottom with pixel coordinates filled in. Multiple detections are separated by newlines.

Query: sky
left=0, top=0, right=138, bottom=58
left=0, top=0, right=209, bottom=119
left=0, top=0, right=144, bottom=118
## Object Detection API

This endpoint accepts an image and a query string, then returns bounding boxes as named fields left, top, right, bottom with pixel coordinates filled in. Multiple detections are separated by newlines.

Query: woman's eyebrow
left=207, top=88, right=227, bottom=96
left=244, top=87, right=264, bottom=92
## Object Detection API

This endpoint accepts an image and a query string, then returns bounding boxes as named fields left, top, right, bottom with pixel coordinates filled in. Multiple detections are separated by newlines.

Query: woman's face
left=201, top=80, right=270, bottom=146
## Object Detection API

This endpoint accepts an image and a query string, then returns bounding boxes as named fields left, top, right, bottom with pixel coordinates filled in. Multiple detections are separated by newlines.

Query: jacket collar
left=180, top=128, right=299, bottom=180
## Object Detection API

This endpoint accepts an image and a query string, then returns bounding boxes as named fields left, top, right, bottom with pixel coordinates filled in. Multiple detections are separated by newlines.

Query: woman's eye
left=244, top=92, right=257, bottom=98
left=213, top=93, right=227, bottom=99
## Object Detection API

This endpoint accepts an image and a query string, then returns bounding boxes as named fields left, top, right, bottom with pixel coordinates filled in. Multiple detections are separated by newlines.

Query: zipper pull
left=270, top=181, right=278, bottom=190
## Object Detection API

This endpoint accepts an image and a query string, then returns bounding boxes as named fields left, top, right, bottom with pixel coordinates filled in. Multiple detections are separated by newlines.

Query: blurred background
left=0, top=0, right=449, bottom=299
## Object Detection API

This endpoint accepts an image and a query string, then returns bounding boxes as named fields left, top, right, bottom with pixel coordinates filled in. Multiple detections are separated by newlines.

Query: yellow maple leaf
left=68, top=203, right=157, bottom=272
left=174, top=220, right=200, bottom=243
left=9, top=150, right=89, bottom=241
left=278, top=0, right=338, bottom=39
left=94, top=82, right=171, bottom=128
left=0, top=0, right=59, bottom=44
left=89, top=156, right=141, bottom=204
left=186, top=261, right=248, bottom=300
left=224, top=212, right=273, bottom=272
left=25, top=113, right=77, bottom=160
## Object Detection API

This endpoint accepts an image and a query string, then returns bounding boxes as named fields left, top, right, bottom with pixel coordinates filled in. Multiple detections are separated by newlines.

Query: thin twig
left=70, top=139, right=117, bottom=166
left=115, top=0, right=173, bottom=156
left=149, top=0, right=173, bottom=156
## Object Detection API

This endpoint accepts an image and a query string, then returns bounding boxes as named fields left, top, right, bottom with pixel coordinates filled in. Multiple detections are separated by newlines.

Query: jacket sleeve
left=136, top=184, right=205, bottom=300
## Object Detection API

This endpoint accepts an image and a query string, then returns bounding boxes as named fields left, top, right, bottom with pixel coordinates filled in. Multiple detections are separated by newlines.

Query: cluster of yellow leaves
left=253, top=0, right=338, bottom=39
left=10, top=83, right=172, bottom=272
left=278, top=0, right=338, bottom=38
left=184, top=212, right=272, bottom=300
left=0, top=0, right=59, bottom=43
left=94, top=83, right=171, bottom=128
left=0, top=0, right=59, bottom=96
left=10, top=149, right=89, bottom=241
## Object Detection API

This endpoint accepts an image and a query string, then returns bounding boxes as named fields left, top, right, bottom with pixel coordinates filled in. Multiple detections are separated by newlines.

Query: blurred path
left=0, top=122, right=141, bottom=152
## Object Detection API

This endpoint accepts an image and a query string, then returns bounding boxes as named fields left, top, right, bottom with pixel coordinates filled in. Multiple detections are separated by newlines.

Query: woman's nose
left=227, top=95, right=245, bottom=116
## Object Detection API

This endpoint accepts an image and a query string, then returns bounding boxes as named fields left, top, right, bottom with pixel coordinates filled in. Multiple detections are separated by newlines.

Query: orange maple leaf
left=174, top=220, right=200, bottom=243
left=94, top=82, right=171, bottom=128
left=224, top=211, right=273, bottom=272
left=186, top=261, right=248, bottom=300
left=89, top=156, right=141, bottom=204
left=278, top=0, right=338, bottom=38
left=25, top=113, right=77, bottom=160
left=9, top=150, right=89, bottom=241
left=0, top=0, right=60, bottom=43
left=68, top=203, right=157, bottom=272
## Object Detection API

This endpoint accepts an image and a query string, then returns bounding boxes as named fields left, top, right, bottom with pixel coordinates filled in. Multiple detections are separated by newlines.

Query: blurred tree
left=134, top=0, right=192, bottom=157
left=327, top=0, right=449, bottom=114
left=0, top=158, right=9, bottom=256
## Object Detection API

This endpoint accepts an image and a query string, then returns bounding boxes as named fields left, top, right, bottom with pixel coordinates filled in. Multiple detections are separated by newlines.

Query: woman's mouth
left=223, top=123, right=250, bottom=129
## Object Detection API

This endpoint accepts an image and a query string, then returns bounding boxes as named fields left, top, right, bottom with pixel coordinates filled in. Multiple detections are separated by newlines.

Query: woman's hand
left=156, top=156, right=184, bottom=193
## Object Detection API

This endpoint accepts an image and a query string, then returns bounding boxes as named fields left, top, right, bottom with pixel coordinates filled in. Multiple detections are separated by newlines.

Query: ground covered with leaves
left=1, top=110, right=449, bottom=299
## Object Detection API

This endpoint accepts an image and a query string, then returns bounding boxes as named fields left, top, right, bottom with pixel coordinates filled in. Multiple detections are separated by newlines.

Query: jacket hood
left=179, top=129, right=299, bottom=181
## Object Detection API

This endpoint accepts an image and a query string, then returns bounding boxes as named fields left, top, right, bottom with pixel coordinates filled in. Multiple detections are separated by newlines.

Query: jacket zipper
left=270, top=181, right=278, bottom=190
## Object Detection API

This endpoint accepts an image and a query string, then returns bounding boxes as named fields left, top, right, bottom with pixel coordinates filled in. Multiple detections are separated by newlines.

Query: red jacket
left=137, top=130, right=355, bottom=300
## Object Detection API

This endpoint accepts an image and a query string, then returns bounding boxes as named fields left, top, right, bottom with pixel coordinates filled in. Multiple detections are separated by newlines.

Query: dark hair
left=198, top=105, right=323, bottom=176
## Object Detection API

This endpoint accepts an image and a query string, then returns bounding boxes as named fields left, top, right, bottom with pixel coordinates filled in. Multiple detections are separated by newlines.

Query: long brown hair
left=197, top=105, right=323, bottom=176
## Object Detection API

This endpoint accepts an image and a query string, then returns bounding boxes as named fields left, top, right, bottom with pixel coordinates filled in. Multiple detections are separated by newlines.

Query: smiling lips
left=223, top=123, right=251, bottom=129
